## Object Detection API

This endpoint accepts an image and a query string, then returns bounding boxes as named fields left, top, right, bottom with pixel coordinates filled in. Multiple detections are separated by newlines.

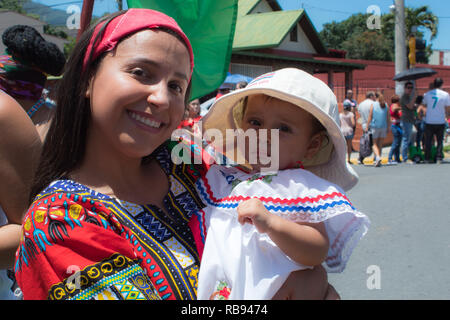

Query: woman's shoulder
left=0, top=91, right=29, bottom=123
left=0, top=91, right=40, bottom=140
left=25, top=179, right=118, bottom=235
left=35, top=179, right=113, bottom=203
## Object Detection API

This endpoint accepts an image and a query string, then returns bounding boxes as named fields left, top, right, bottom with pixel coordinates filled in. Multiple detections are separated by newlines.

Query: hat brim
left=201, top=87, right=358, bottom=191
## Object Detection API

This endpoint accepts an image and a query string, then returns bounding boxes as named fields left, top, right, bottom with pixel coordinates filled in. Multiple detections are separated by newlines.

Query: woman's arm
left=366, top=104, right=374, bottom=131
left=0, top=92, right=42, bottom=224
left=351, top=112, right=356, bottom=127
left=272, top=265, right=339, bottom=300
left=0, top=224, right=22, bottom=269
left=237, top=198, right=329, bottom=267
left=0, top=93, right=42, bottom=269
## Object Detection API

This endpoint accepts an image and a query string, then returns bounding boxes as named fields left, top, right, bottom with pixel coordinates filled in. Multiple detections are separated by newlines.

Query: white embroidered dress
left=196, top=165, right=369, bottom=300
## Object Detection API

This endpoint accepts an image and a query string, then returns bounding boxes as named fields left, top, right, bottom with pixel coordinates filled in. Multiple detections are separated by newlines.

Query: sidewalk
left=348, top=139, right=450, bottom=165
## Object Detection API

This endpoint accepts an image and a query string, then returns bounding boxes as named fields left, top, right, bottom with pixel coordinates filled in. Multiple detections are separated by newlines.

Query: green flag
left=127, top=0, right=238, bottom=100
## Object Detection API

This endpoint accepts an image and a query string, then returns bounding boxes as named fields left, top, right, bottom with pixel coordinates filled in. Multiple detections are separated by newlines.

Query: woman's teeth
left=130, top=111, right=162, bottom=128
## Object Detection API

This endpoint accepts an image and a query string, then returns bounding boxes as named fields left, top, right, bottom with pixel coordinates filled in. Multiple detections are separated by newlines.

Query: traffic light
left=415, top=38, right=427, bottom=63
left=407, top=35, right=428, bottom=67
left=408, top=35, right=416, bottom=67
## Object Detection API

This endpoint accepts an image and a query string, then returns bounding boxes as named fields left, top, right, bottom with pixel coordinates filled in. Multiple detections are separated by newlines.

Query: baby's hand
left=237, top=198, right=273, bottom=233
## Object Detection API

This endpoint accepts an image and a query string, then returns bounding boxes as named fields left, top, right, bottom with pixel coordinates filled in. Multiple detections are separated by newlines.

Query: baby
left=192, top=68, right=369, bottom=300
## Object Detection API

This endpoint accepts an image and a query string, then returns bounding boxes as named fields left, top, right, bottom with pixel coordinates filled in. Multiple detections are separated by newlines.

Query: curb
left=349, top=152, right=450, bottom=165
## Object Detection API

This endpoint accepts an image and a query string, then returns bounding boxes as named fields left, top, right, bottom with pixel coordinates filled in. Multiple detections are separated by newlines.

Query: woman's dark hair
left=391, top=94, right=400, bottom=104
left=2, top=25, right=66, bottom=76
left=29, top=10, right=192, bottom=202
left=415, top=95, right=423, bottom=104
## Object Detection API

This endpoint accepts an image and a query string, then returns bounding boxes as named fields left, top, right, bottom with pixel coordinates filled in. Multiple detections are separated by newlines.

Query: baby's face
left=240, top=95, right=319, bottom=171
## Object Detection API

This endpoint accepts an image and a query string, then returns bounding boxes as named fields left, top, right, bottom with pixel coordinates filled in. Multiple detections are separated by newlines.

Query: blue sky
left=34, top=0, right=450, bottom=50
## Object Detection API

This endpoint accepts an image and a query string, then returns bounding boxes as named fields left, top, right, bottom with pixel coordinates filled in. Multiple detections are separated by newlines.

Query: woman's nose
left=147, top=82, right=170, bottom=109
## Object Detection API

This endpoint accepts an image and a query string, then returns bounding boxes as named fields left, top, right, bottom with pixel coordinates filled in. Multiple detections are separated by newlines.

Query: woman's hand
left=272, top=265, right=340, bottom=300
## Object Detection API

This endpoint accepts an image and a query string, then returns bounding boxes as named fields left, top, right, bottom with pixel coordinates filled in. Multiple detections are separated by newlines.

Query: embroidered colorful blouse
left=14, top=144, right=207, bottom=300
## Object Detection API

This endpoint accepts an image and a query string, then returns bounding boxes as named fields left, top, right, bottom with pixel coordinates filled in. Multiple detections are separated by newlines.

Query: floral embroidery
left=210, top=280, right=231, bottom=300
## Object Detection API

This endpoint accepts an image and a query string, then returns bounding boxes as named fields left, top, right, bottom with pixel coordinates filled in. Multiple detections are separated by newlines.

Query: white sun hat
left=201, top=68, right=358, bottom=191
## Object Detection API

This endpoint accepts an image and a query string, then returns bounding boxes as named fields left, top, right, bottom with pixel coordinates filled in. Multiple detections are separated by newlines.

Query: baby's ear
left=304, top=132, right=324, bottom=160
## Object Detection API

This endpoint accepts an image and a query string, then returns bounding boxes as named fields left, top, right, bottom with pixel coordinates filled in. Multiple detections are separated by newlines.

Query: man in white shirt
left=423, top=78, right=450, bottom=163
left=357, top=91, right=376, bottom=164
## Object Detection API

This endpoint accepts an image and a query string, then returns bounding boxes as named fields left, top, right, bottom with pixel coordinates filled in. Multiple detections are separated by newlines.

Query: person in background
left=357, top=91, right=376, bottom=164
left=215, top=82, right=233, bottom=100
left=340, top=102, right=356, bottom=164
left=422, top=77, right=450, bottom=164
left=0, top=25, right=66, bottom=141
left=343, top=89, right=358, bottom=137
left=235, top=81, right=248, bottom=90
left=414, top=95, right=426, bottom=151
left=388, top=95, right=403, bottom=164
left=366, top=92, right=390, bottom=167
left=0, top=25, right=65, bottom=299
left=400, top=81, right=416, bottom=162
left=179, top=98, right=201, bottom=131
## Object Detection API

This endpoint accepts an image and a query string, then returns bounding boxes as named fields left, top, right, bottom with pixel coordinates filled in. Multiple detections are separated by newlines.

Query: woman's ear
left=85, top=77, right=93, bottom=98
left=304, top=132, right=324, bottom=160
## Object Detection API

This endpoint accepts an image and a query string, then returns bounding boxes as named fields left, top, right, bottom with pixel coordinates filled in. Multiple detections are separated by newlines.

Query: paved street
left=328, top=160, right=450, bottom=299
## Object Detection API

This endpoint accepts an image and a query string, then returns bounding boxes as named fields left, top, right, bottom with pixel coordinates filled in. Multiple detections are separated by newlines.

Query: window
left=290, top=25, right=298, bottom=42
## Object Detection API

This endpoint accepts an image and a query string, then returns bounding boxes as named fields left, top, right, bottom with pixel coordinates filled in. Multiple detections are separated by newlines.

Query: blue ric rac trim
left=196, top=180, right=356, bottom=213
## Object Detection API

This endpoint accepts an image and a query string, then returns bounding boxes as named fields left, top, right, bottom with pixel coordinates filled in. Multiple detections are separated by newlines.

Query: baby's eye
left=248, top=119, right=261, bottom=126
left=279, top=124, right=292, bottom=133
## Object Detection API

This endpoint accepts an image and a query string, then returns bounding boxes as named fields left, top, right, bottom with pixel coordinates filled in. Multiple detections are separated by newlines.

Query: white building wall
left=444, top=51, right=450, bottom=66
left=277, top=23, right=317, bottom=54
left=429, top=50, right=450, bottom=66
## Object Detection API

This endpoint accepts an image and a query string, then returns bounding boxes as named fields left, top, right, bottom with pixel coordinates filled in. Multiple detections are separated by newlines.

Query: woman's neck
left=70, top=133, right=168, bottom=205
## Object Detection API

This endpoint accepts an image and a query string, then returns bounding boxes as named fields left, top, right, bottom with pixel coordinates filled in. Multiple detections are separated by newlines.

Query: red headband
left=82, top=9, right=194, bottom=75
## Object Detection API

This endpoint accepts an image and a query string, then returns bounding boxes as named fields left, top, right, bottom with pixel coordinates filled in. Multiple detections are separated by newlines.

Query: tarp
left=127, top=0, right=238, bottom=100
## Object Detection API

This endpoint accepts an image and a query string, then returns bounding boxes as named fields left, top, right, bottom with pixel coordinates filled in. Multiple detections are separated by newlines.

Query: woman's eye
left=130, top=68, right=146, bottom=77
left=169, top=82, right=183, bottom=93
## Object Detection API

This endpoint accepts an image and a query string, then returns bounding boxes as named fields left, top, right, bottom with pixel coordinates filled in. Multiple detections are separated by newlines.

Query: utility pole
left=394, top=0, right=407, bottom=95
left=77, top=0, right=95, bottom=41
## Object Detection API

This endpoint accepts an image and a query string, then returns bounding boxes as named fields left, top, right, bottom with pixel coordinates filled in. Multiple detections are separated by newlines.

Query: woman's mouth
left=128, top=110, right=163, bottom=129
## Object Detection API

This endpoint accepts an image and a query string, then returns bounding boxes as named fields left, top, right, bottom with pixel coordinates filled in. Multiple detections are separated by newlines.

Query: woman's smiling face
left=85, top=29, right=191, bottom=158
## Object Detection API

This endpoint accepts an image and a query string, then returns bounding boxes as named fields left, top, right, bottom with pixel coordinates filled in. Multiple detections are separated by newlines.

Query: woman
left=367, top=92, right=390, bottom=167
left=340, top=104, right=356, bottom=164
left=14, top=9, right=337, bottom=300
left=388, top=95, right=402, bottom=164
left=179, top=98, right=201, bottom=131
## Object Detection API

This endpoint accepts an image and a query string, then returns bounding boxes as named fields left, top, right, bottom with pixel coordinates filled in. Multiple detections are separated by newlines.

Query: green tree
left=382, top=5, right=438, bottom=63
left=320, top=13, right=394, bottom=61
left=343, top=31, right=393, bottom=61
left=0, top=0, right=24, bottom=13
left=319, top=6, right=438, bottom=63
left=63, top=36, right=77, bottom=58
left=319, top=13, right=369, bottom=51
